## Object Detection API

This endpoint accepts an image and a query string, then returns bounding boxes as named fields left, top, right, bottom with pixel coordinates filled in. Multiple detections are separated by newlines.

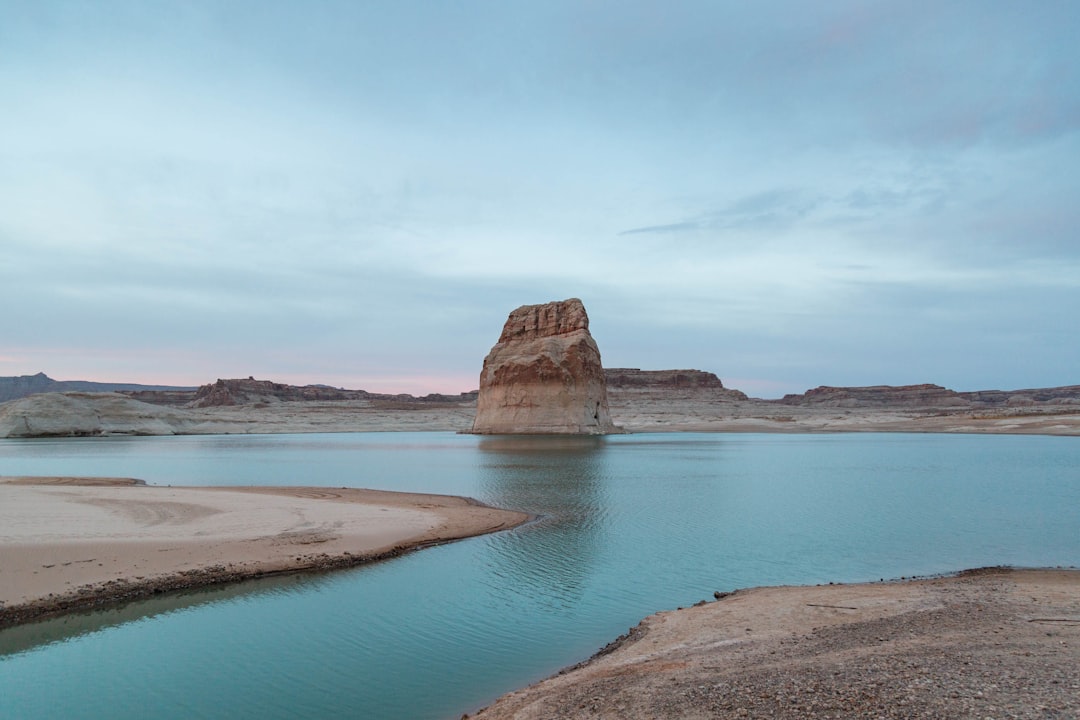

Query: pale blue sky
left=2, top=1, right=1078, bottom=396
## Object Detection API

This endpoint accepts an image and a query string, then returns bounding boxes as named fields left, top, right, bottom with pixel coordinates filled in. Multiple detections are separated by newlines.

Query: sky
left=2, top=1, right=1078, bottom=397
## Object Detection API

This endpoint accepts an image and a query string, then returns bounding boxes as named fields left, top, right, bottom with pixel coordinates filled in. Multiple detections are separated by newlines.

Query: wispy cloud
left=619, top=189, right=823, bottom=236
left=619, top=221, right=701, bottom=236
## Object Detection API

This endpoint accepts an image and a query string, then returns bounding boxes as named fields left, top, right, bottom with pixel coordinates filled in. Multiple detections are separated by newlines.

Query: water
left=1, top=432, right=1077, bottom=719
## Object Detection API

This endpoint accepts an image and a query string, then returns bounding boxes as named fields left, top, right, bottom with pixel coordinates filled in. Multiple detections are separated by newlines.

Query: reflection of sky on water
left=476, top=436, right=609, bottom=612
left=2, top=433, right=1078, bottom=720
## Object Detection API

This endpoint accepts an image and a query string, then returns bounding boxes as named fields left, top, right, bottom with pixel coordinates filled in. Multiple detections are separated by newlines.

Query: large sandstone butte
left=470, top=298, right=620, bottom=434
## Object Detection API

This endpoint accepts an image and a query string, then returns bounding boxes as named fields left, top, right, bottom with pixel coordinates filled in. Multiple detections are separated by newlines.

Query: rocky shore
left=472, top=567, right=1080, bottom=719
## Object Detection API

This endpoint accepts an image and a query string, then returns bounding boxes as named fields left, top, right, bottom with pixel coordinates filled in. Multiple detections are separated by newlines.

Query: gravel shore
left=472, top=567, right=1080, bottom=719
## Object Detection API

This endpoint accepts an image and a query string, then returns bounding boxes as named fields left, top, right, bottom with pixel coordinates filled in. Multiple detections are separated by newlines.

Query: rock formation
left=954, top=385, right=1080, bottom=407
left=469, top=298, right=620, bottom=434
left=185, top=378, right=476, bottom=408
left=605, top=368, right=748, bottom=399
left=605, top=368, right=728, bottom=389
left=604, top=369, right=749, bottom=425
left=0, top=393, right=200, bottom=437
left=775, top=383, right=1080, bottom=410
left=778, top=384, right=968, bottom=408
left=189, top=378, right=368, bottom=407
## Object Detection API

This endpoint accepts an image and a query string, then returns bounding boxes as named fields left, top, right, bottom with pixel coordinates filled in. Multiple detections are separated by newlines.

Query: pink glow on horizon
left=22, top=369, right=480, bottom=396
left=266, top=373, right=480, bottom=396
left=724, top=377, right=802, bottom=400
left=2, top=349, right=481, bottom=396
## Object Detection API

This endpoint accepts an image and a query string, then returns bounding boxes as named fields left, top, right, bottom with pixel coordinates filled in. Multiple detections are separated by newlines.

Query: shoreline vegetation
left=0, top=477, right=530, bottom=628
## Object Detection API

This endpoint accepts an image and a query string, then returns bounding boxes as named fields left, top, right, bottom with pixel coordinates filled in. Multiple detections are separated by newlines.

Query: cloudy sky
left=2, top=1, right=1078, bottom=397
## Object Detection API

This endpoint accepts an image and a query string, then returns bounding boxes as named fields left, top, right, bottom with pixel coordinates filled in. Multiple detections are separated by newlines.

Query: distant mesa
left=189, top=377, right=369, bottom=407
left=184, top=378, right=476, bottom=408
left=0, top=372, right=196, bottom=404
left=604, top=368, right=728, bottom=388
left=778, top=384, right=967, bottom=408
left=470, top=298, right=621, bottom=435
left=604, top=368, right=747, bottom=398
left=776, top=383, right=1080, bottom=408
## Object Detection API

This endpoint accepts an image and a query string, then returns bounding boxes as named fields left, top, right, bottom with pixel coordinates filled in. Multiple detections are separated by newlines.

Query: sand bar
left=473, top=567, right=1080, bottom=719
left=0, top=477, right=529, bottom=627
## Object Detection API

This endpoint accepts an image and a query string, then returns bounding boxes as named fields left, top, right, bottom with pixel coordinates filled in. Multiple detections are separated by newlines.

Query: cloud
left=618, top=222, right=701, bottom=236
left=0, top=1, right=1077, bottom=394
left=619, top=189, right=824, bottom=237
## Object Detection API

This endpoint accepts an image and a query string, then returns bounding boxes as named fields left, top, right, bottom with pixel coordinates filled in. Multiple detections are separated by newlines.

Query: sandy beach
left=0, top=477, right=529, bottom=627
left=473, top=567, right=1080, bottom=719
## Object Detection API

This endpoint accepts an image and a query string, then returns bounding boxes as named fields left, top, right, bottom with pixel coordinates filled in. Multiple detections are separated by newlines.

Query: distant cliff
left=189, top=378, right=370, bottom=407
left=777, top=384, right=1080, bottom=408
left=0, top=373, right=196, bottom=403
left=0, top=393, right=211, bottom=437
left=605, top=368, right=748, bottom=398
left=186, top=378, right=476, bottom=408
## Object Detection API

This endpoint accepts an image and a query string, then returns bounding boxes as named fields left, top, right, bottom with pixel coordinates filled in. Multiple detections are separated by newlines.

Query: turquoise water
left=1, top=432, right=1077, bottom=719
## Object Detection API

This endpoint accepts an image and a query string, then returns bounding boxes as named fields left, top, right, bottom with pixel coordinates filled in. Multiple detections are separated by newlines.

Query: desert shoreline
left=3, top=387, right=1079, bottom=437
left=0, top=477, right=530, bottom=628
left=472, top=567, right=1080, bottom=719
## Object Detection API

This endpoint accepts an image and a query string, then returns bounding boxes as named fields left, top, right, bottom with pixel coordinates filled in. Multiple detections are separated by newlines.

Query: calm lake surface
left=1, top=432, right=1078, bottom=719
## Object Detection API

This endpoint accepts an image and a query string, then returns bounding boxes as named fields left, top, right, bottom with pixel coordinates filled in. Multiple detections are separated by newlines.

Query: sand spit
left=0, top=477, right=529, bottom=628
left=472, top=568, right=1080, bottom=719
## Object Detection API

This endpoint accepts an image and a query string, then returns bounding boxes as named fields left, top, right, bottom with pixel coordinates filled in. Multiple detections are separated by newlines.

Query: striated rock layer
left=778, top=383, right=968, bottom=408
left=189, top=378, right=370, bottom=407
left=470, top=299, right=620, bottom=434
left=0, top=393, right=202, bottom=437
left=776, top=383, right=1080, bottom=409
left=605, top=368, right=728, bottom=389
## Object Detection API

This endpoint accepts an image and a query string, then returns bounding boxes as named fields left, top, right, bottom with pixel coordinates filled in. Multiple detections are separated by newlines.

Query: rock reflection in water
left=476, top=436, right=610, bottom=611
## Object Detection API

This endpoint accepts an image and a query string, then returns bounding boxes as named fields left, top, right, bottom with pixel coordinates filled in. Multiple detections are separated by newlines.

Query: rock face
left=470, top=298, right=620, bottom=434
left=605, top=369, right=749, bottom=426
left=605, top=368, right=747, bottom=399
left=0, top=393, right=197, bottom=437
left=606, top=368, right=725, bottom=388
left=955, top=385, right=1080, bottom=407
left=778, top=384, right=968, bottom=408
left=189, top=378, right=369, bottom=407
left=185, top=378, right=476, bottom=408
left=777, top=383, right=1080, bottom=409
